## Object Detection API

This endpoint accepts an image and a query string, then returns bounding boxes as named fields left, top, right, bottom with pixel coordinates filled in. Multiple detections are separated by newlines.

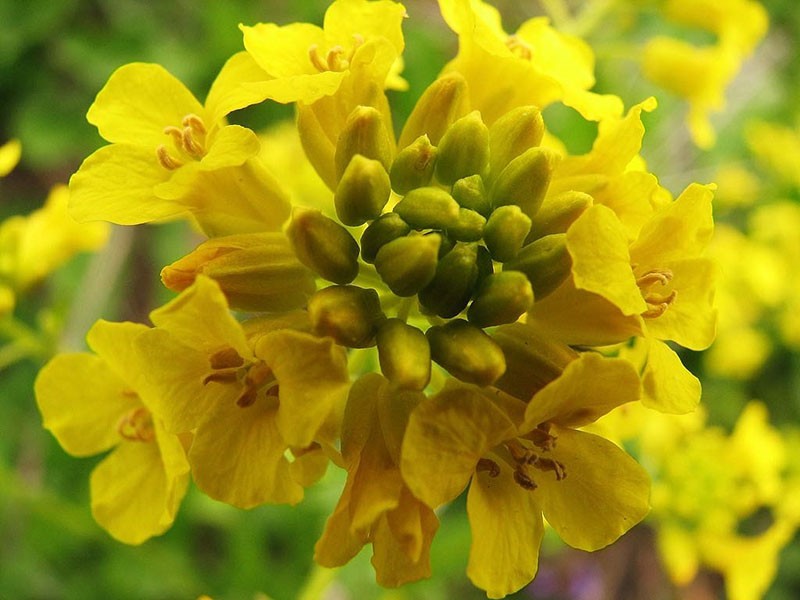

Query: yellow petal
left=87, top=63, right=206, bottom=147
left=656, top=524, right=700, bottom=585
left=86, top=319, right=150, bottom=389
left=401, top=386, right=516, bottom=508
left=324, top=0, right=406, bottom=54
left=35, top=353, right=139, bottom=457
left=640, top=338, right=702, bottom=414
left=241, top=22, right=324, bottom=78
left=256, top=329, right=350, bottom=448
left=189, top=399, right=303, bottom=508
left=205, top=51, right=271, bottom=122
left=523, top=353, right=641, bottom=430
left=537, top=427, right=650, bottom=551
left=90, top=438, right=189, bottom=544
left=315, top=477, right=367, bottom=567
left=0, top=139, right=21, bottom=177
left=466, top=466, right=544, bottom=599
left=68, top=144, right=180, bottom=224
left=567, top=204, right=647, bottom=316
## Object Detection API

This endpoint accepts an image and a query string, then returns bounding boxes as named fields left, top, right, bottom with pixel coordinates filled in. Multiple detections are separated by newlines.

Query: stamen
left=527, top=423, right=557, bottom=451
left=181, top=126, right=205, bottom=158
left=236, top=386, right=258, bottom=408
left=203, top=368, right=239, bottom=385
left=182, top=114, right=207, bottom=135
left=506, top=35, right=533, bottom=60
left=163, top=125, right=184, bottom=145
left=476, top=457, right=501, bottom=477
left=529, top=456, right=567, bottom=480
left=326, top=45, right=348, bottom=71
left=513, top=469, right=537, bottom=490
left=642, top=290, right=678, bottom=318
left=156, top=145, right=184, bottom=170
left=209, top=347, right=245, bottom=370
left=636, top=270, right=673, bottom=288
left=117, top=407, right=155, bottom=442
left=636, top=268, right=677, bottom=319
left=309, top=44, right=329, bottom=72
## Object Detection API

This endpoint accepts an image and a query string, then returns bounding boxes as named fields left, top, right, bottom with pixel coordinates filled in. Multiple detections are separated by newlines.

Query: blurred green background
left=2, top=1, right=800, bottom=598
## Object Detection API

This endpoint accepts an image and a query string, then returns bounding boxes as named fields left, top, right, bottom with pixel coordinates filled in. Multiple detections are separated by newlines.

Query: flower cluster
left=34, top=1, right=718, bottom=596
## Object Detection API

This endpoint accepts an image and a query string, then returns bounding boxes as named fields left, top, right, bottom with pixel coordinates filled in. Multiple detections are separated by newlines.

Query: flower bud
left=467, top=271, right=534, bottom=327
left=490, top=146, right=559, bottom=218
left=308, top=285, right=385, bottom=348
left=529, top=190, right=593, bottom=239
left=426, top=319, right=506, bottom=387
left=390, top=135, right=438, bottom=195
left=376, top=318, right=431, bottom=390
left=334, top=106, right=394, bottom=182
left=418, top=242, right=480, bottom=318
left=360, top=213, right=411, bottom=263
left=503, top=233, right=572, bottom=299
left=398, top=72, right=470, bottom=149
left=435, top=111, right=490, bottom=185
left=448, top=208, right=486, bottom=242
left=488, top=105, right=545, bottom=180
left=451, top=174, right=491, bottom=217
left=374, top=233, right=441, bottom=297
left=393, top=186, right=460, bottom=230
left=334, top=154, right=391, bottom=226
left=284, top=207, right=359, bottom=284
left=161, top=232, right=316, bottom=312
left=491, top=322, right=579, bottom=400
left=483, top=205, right=532, bottom=262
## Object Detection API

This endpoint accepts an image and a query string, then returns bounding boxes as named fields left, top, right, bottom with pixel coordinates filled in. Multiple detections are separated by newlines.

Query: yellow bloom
left=0, top=139, right=21, bottom=177
left=69, top=62, right=290, bottom=236
left=438, top=0, right=623, bottom=124
left=34, top=320, right=189, bottom=544
left=401, top=353, right=648, bottom=598
left=133, top=276, right=349, bottom=508
left=746, top=120, right=800, bottom=189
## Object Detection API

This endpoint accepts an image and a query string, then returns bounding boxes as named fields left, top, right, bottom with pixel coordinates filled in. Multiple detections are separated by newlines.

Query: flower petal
left=640, top=338, right=702, bottom=414
left=86, top=319, right=151, bottom=389
left=205, top=51, right=271, bottom=122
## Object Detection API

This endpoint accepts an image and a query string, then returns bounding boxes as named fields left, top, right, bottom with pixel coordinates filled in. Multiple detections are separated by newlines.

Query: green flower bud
left=490, top=146, right=559, bottom=218
left=360, top=213, right=411, bottom=263
left=483, top=205, right=532, bottom=262
left=334, top=154, right=391, bottom=226
left=284, top=207, right=359, bottom=284
left=435, top=111, right=490, bottom=185
left=418, top=242, right=480, bottom=318
left=503, top=233, right=572, bottom=299
left=374, top=233, right=441, bottom=297
left=390, top=135, right=438, bottom=195
left=488, top=105, right=544, bottom=181
left=398, top=72, right=470, bottom=149
left=451, top=174, right=491, bottom=217
left=528, top=190, right=593, bottom=239
left=467, top=271, right=534, bottom=327
left=334, top=106, right=394, bottom=182
left=393, top=186, right=460, bottom=230
left=376, top=318, right=431, bottom=390
left=308, top=285, right=385, bottom=348
left=426, top=319, right=506, bottom=387
left=161, top=233, right=316, bottom=312
left=448, top=208, right=486, bottom=242
left=491, top=322, right=579, bottom=400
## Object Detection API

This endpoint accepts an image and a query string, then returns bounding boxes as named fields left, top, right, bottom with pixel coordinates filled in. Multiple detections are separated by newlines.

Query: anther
left=530, top=456, right=567, bottom=481
left=117, top=407, right=155, bottom=442
left=513, top=469, right=538, bottom=490
left=326, top=45, right=348, bottom=71
left=506, top=35, right=532, bottom=60
left=636, top=269, right=673, bottom=288
left=182, top=114, right=206, bottom=135
left=163, top=125, right=184, bottom=145
left=528, top=423, right=557, bottom=451
left=182, top=126, right=205, bottom=158
left=156, top=145, right=184, bottom=170
left=476, top=457, right=501, bottom=477
left=209, top=347, right=245, bottom=370
left=642, top=290, right=678, bottom=318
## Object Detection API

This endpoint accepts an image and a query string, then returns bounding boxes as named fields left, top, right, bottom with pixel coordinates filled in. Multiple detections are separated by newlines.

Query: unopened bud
left=284, top=207, right=359, bottom=284
left=484, top=205, right=532, bottom=262
left=308, top=285, right=385, bottom=348
left=376, top=318, right=431, bottom=390
left=435, top=111, right=490, bottom=185
left=334, top=154, right=391, bottom=226
left=491, top=322, right=579, bottom=400
left=398, top=73, right=470, bottom=149
left=161, top=232, right=316, bottom=312
left=374, top=233, right=441, bottom=296
left=426, top=319, right=506, bottom=387
left=334, top=106, right=394, bottom=182
left=528, top=190, right=593, bottom=239
left=503, top=233, right=572, bottom=299
left=448, top=208, right=486, bottom=242
left=452, top=175, right=491, bottom=217
left=418, top=242, right=480, bottom=318
left=467, top=271, right=534, bottom=327
left=488, top=105, right=544, bottom=180
left=490, top=146, right=559, bottom=218
left=360, top=213, right=412, bottom=263
left=390, top=135, right=438, bottom=195
left=393, top=186, right=460, bottom=230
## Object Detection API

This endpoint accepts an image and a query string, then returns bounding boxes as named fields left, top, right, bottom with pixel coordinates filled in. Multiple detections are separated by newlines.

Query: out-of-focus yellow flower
left=34, top=320, right=190, bottom=544
left=0, top=139, right=21, bottom=177
left=746, top=121, right=800, bottom=189
left=712, top=164, right=761, bottom=210
left=438, top=0, right=622, bottom=124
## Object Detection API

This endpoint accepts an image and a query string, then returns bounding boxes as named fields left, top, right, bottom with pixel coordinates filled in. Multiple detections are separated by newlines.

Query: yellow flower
left=0, top=139, right=21, bottom=177
left=438, top=0, right=623, bottom=124
left=315, top=374, right=438, bottom=587
left=69, top=62, right=290, bottom=236
left=401, top=353, right=649, bottom=598
left=133, top=275, right=350, bottom=508
left=746, top=120, right=800, bottom=189
left=34, top=319, right=190, bottom=544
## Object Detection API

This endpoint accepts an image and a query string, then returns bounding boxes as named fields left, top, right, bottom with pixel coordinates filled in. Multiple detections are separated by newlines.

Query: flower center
left=636, top=268, right=677, bottom=318
left=117, top=406, right=155, bottom=442
left=504, top=434, right=566, bottom=490
left=308, top=34, right=365, bottom=73
left=203, top=346, right=277, bottom=408
left=156, top=113, right=208, bottom=170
